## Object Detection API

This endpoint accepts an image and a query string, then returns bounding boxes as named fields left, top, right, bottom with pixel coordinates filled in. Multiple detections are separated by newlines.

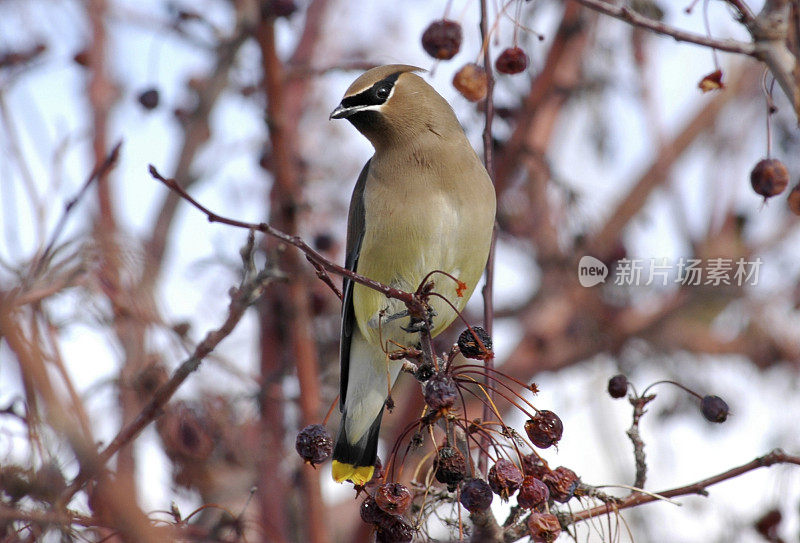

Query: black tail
left=333, top=407, right=384, bottom=470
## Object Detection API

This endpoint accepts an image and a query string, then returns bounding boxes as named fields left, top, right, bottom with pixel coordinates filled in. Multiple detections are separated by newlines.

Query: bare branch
left=29, top=141, right=122, bottom=281
left=59, top=257, right=282, bottom=502
left=566, top=449, right=800, bottom=524
left=627, top=394, right=656, bottom=489
left=571, top=0, right=756, bottom=55
left=147, top=165, right=415, bottom=306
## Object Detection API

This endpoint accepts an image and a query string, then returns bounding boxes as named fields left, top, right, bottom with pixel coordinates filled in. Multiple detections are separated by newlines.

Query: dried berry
left=488, top=458, right=524, bottom=500
left=517, top=476, right=549, bottom=510
left=375, top=482, right=412, bottom=515
left=788, top=184, right=800, bottom=216
left=258, top=149, right=272, bottom=171
left=137, top=88, right=160, bottom=110
left=295, top=424, right=333, bottom=466
left=701, top=395, right=729, bottom=423
left=457, top=326, right=493, bottom=359
left=158, top=404, right=214, bottom=460
left=460, top=478, right=493, bottom=512
left=541, top=466, right=579, bottom=503
left=424, top=373, right=458, bottom=411
left=527, top=511, right=562, bottom=543
left=360, top=495, right=387, bottom=524
left=313, top=232, right=335, bottom=252
left=133, top=363, right=168, bottom=398
left=750, top=158, right=789, bottom=199
left=261, top=0, right=298, bottom=18
left=375, top=515, right=414, bottom=543
left=607, top=374, right=628, bottom=399
left=495, top=47, right=529, bottom=74
left=433, top=446, right=466, bottom=488
left=73, top=49, right=90, bottom=67
left=754, top=508, right=782, bottom=540
left=521, top=454, right=550, bottom=479
left=421, top=19, right=462, bottom=60
left=525, top=410, right=563, bottom=449
left=453, top=63, right=488, bottom=102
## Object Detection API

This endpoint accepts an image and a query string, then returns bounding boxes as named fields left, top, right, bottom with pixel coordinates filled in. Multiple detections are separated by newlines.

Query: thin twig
left=571, top=0, right=756, bottom=55
left=29, top=141, right=122, bottom=281
left=478, top=0, right=497, bottom=481
left=147, top=165, right=414, bottom=306
left=59, top=252, right=281, bottom=503
left=566, top=449, right=800, bottom=524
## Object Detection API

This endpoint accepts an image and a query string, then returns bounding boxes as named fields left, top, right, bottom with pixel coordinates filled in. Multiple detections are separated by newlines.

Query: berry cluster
left=607, top=374, right=730, bottom=424
left=361, top=492, right=414, bottom=543
left=420, top=17, right=531, bottom=102
left=294, top=324, right=582, bottom=541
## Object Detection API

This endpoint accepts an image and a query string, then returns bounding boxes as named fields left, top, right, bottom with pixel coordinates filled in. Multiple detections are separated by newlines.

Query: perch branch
left=566, top=449, right=800, bottom=524
left=147, top=165, right=414, bottom=305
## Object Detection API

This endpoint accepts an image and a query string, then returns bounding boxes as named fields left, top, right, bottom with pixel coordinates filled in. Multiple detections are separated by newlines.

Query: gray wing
left=339, top=159, right=371, bottom=411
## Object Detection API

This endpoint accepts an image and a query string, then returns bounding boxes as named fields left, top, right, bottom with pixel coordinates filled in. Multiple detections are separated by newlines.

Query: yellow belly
left=352, top=202, right=489, bottom=348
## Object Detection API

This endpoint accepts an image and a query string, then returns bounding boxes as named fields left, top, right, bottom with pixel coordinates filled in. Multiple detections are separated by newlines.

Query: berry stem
left=455, top=374, right=536, bottom=419
left=443, top=0, right=454, bottom=19
left=641, top=379, right=702, bottom=400
left=701, top=0, right=720, bottom=70
left=457, top=363, right=537, bottom=395
left=454, top=368, right=538, bottom=416
left=321, top=394, right=338, bottom=426
left=762, top=71, right=776, bottom=157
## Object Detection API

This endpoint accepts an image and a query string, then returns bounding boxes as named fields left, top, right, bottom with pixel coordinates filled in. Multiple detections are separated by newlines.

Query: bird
left=329, top=64, right=496, bottom=485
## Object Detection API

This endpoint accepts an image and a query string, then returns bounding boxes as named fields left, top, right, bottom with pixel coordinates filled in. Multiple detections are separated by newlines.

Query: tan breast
left=353, top=141, right=495, bottom=346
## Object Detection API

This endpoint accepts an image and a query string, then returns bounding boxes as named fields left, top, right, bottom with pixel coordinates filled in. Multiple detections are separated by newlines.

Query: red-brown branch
left=567, top=449, right=800, bottom=524
left=59, top=263, right=279, bottom=503
left=256, top=2, right=332, bottom=540
left=147, top=165, right=414, bottom=306
left=570, top=0, right=756, bottom=55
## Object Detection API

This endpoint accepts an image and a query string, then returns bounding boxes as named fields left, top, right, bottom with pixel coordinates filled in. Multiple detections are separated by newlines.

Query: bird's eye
left=375, top=85, right=391, bottom=101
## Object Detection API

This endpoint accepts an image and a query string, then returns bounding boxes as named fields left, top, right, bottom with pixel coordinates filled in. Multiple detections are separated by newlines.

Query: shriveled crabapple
left=433, top=445, right=466, bottom=488
left=495, top=47, right=529, bottom=74
left=750, top=158, right=789, bottom=199
left=421, top=20, right=462, bottom=60
left=525, top=410, right=563, bottom=449
left=488, top=458, right=524, bottom=500
left=453, top=63, right=488, bottom=102
left=460, top=478, right=493, bottom=512
left=295, top=424, right=333, bottom=466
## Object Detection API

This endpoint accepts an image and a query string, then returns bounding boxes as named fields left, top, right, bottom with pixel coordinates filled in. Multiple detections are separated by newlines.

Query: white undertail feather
left=343, top=327, right=403, bottom=444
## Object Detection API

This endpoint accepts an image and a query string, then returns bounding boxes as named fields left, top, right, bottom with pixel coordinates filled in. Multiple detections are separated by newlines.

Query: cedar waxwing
left=329, top=65, right=496, bottom=485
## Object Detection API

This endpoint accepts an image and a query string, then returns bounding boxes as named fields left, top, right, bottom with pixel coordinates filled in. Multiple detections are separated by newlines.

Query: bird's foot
left=401, top=308, right=436, bottom=334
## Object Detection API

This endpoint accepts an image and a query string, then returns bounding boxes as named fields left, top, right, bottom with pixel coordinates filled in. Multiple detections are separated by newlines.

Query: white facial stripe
left=347, top=103, right=385, bottom=115
left=347, top=82, right=374, bottom=97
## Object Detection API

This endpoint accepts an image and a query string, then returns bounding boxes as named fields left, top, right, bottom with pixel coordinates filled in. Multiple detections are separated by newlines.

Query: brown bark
left=256, top=3, right=331, bottom=542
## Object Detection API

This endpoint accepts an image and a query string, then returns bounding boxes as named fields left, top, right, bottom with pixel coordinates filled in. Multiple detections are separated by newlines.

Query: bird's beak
left=330, top=103, right=350, bottom=120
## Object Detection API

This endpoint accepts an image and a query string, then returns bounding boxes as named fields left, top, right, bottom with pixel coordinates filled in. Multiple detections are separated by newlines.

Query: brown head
left=330, top=64, right=463, bottom=150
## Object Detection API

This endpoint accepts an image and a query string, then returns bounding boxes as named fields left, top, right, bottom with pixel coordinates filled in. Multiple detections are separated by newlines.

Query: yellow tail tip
left=332, top=460, right=375, bottom=485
